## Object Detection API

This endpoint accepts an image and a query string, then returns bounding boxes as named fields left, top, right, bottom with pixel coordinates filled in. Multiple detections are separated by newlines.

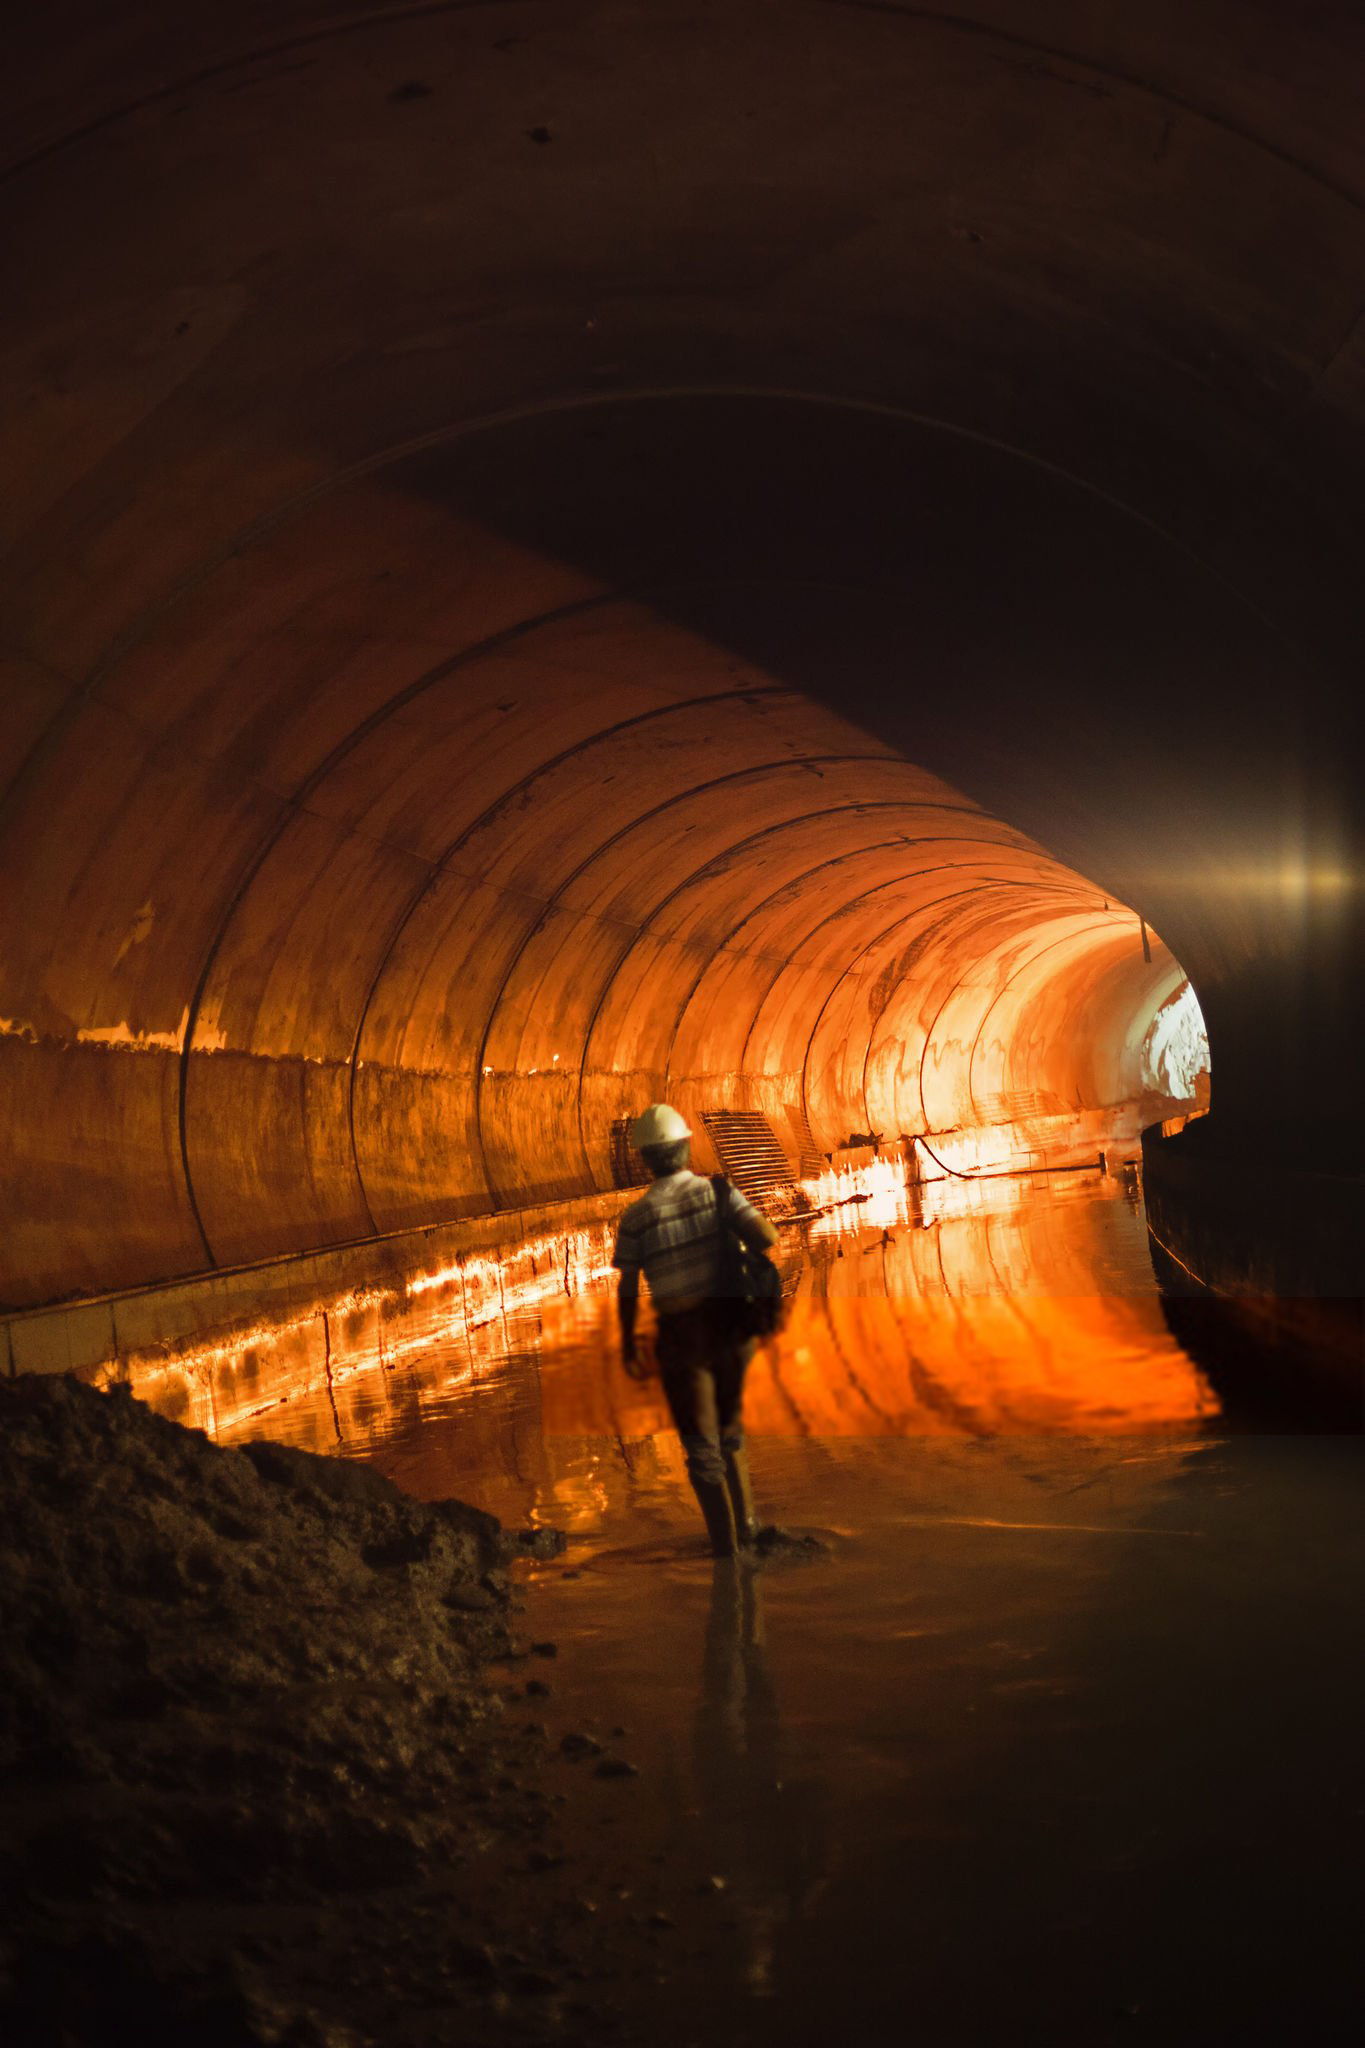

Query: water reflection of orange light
left=753, top=1295, right=1213, bottom=1434
left=537, top=1282, right=1213, bottom=1440
left=122, top=1220, right=621, bottom=1442
left=192, top=1163, right=1213, bottom=1477
left=538, top=1166, right=1216, bottom=1439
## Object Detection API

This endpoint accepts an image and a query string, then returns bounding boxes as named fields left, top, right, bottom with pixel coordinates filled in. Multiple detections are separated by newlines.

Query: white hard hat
left=631, top=1103, right=692, bottom=1148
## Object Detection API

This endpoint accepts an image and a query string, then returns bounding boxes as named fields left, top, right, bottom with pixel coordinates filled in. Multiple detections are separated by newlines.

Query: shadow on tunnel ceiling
left=365, top=388, right=1361, bottom=1147
left=374, top=387, right=1308, bottom=878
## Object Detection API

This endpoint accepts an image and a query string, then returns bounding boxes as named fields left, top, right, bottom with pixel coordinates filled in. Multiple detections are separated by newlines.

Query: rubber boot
left=722, top=1443, right=760, bottom=1547
left=690, top=1476, right=739, bottom=1557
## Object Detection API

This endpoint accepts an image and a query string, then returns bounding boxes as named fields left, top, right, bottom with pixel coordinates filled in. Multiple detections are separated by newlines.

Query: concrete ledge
left=0, top=1189, right=634, bottom=1429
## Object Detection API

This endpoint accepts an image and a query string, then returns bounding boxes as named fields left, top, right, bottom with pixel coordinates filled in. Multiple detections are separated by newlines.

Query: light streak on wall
left=102, top=1222, right=621, bottom=1440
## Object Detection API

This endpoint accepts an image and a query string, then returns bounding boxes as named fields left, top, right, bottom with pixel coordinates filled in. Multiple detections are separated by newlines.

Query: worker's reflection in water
left=697, top=1558, right=779, bottom=1800
left=692, top=1559, right=827, bottom=2001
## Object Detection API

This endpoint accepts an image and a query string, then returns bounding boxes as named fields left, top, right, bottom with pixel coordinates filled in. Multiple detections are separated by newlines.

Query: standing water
left=218, top=1166, right=1364, bottom=2045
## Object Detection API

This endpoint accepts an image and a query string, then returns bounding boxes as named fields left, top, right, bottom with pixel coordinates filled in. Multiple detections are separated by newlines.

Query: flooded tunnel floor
left=222, top=1169, right=1365, bottom=2043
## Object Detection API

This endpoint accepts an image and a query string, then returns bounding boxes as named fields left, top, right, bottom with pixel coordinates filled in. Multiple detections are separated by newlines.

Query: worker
left=613, top=1103, right=779, bottom=1556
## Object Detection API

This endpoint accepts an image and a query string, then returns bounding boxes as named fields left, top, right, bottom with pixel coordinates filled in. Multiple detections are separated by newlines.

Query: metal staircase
left=700, top=1110, right=797, bottom=1202
left=782, top=1103, right=828, bottom=1178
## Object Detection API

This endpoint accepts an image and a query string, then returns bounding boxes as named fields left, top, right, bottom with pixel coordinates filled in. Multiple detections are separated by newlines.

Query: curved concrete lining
left=0, top=543, right=1190, bottom=1305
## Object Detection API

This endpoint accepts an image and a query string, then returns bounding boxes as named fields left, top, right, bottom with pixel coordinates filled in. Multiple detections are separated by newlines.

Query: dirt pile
left=0, top=1375, right=620, bottom=2046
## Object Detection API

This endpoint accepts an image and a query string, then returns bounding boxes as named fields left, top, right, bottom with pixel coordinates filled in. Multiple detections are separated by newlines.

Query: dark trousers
left=654, top=1303, right=752, bottom=1489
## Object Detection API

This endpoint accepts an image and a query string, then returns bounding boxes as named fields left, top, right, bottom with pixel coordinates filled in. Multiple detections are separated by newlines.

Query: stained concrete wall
left=0, top=618, right=1182, bottom=1307
left=3, top=2, right=1363, bottom=1312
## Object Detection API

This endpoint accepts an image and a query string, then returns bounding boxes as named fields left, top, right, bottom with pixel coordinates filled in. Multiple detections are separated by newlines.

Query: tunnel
left=3, top=3, right=1362, bottom=1331
left=3, top=406, right=1217, bottom=1304
left=4, top=3, right=1363, bottom=1342
left=2, top=5, right=1363, bottom=2044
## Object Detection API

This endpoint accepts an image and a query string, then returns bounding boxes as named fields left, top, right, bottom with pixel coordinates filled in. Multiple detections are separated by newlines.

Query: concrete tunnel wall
left=0, top=562, right=1187, bottom=1308
left=3, top=0, right=1364, bottom=1314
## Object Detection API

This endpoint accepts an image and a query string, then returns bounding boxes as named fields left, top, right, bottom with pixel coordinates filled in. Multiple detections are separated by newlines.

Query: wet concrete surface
left=216, top=1167, right=1365, bottom=2043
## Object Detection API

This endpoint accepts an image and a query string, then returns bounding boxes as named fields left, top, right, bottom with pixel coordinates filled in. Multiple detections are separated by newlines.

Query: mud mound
left=0, top=1376, right=622, bottom=2047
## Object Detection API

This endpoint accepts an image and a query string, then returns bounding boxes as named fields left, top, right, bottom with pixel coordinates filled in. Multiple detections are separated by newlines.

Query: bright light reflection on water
left=218, top=1165, right=1217, bottom=1532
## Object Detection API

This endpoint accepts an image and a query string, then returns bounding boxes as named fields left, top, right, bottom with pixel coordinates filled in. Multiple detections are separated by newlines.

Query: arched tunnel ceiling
left=2, top=1, right=1363, bottom=1309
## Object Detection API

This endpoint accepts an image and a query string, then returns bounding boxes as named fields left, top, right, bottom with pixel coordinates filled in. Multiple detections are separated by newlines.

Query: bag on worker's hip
left=711, top=1176, right=785, bottom=1340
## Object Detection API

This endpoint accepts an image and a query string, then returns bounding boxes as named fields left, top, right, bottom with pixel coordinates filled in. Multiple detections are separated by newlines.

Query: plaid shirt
left=612, top=1171, right=764, bottom=1310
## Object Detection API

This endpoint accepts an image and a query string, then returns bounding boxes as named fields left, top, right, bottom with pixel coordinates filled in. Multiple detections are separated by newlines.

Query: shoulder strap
left=711, top=1176, right=741, bottom=1292
left=711, top=1175, right=741, bottom=1239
